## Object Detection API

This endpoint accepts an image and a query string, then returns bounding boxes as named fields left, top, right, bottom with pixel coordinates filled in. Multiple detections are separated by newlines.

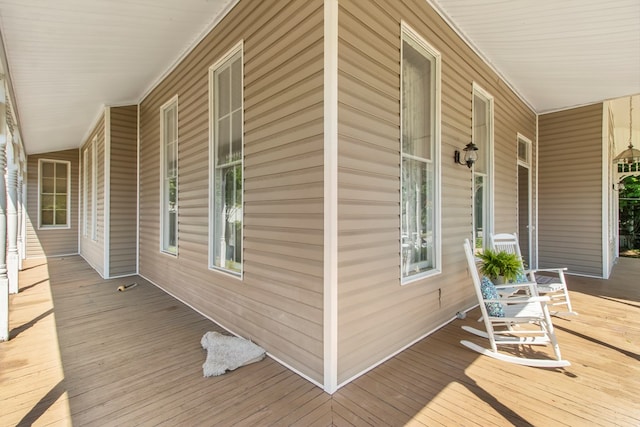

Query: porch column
left=17, top=171, right=23, bottom=270
left=7, top=137, right=18, bottom=294
left=0, top=76, right=8, bottom=341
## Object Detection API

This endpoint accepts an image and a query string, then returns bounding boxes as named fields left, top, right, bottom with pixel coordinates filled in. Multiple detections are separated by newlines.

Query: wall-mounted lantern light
left=454, top=142, right=478, bottom=168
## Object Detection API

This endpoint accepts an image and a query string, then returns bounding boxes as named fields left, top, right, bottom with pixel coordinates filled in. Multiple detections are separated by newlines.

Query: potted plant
left=477, top=249, right=522, bottom=284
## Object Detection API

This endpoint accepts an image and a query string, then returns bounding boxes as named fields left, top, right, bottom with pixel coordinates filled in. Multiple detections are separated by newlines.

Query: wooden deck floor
left=1, top=255, right=639, bottom=426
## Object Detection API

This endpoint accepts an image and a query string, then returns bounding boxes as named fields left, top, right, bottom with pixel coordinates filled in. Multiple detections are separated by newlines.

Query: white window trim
left=472, top=82, right=494, bottom=250
left=91, top=137, right=98, bottom=241
left=400, top=22, right=442, bottom=285
left=37, top=158, right=71, bottom=230
left=160, top=95, right=179, bottom=256
left=208, top=40, right=244, bottom=278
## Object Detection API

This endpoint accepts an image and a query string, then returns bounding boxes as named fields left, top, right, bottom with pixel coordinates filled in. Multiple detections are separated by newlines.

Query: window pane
left=56, top=177, right=67, bottom=193
left=474, top=175, right=485, bottom=248
left=231, top=110, right=242, bottom=157
left=218, top=67, right=230, bottom=116
left=41, top=195, right=54, bottom=210
left=518, top=139, right=528, bottom=162
left=402, top=39, right=432, bottom=160
left=56, top=162, right=67, bottom=178
left=56, top=195, right=67, bottom=210
left=473, top=94, right=488, bottom=173
left=231, top=58, right=242, bottom=111
left=55, top=209, right=67, bottom=226
left=218, top=116, right=231, bottom=164
left=42, top=162, right=54, bottom=178
left=166, top=141, right=176, bottom=177
left=41, top=210, right=54, bottom=226
left=165, top=107, right=176, bottom=143
left=402, top=157, right=433, bottom=277
left=214, top=164, right=242, bottom=272
left=42, top=177, right=55, bottom=194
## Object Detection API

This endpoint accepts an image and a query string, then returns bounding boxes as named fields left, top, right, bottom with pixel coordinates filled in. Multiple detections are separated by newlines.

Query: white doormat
left=201, top=331, right=265, bottom=377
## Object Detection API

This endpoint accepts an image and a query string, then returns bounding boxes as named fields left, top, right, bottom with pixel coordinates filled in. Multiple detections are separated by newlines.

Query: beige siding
left=336, top=0, right=537, bottom=382
left=25, top=149, right=79, bottom=258
left=109, top=105, right=138, bottom=277
left=538, top=104, right=603, bottom=277
left=139, top=1, right=325, bottom=383
left=79, top=114, right=106, bottom=276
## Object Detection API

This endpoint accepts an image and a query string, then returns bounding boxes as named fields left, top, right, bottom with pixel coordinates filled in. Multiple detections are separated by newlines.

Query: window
left=401, top=26, right=441, bottom=283
left=472, top=85, right=494, bottom=249
left=210, top=43, right=243, bottom=275
left=39, top=159, right=70, bottom=228
left=160, top=96, right=178, bottom=255
left=91, top=137, right=97, bottom=241
left=82, top=147, right=88, bottom=236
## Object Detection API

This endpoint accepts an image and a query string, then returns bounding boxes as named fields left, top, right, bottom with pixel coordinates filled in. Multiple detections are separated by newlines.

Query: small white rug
left=201, top=331, right=265, bottom=377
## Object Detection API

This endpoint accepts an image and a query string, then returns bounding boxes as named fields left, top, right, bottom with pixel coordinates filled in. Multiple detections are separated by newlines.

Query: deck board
left=1, top=255, right=639, bottom=426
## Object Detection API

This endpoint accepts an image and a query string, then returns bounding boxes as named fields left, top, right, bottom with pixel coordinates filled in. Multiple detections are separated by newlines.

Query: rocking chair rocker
left=461, top=239, right=570, bottom=368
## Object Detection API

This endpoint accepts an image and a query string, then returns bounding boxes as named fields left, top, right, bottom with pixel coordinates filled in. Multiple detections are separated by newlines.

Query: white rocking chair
left=490, top=233, right=577, bottom=316
left=461, top=239, right=570, bottom=368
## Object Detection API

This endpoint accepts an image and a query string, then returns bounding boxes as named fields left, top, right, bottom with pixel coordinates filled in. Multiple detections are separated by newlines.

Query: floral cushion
left=515, top=271, right=529, bottom=283
left=480, top=276, right=505, bottom=317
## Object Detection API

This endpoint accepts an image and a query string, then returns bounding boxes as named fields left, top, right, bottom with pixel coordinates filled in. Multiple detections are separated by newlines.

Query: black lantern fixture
left=454, top=142, right=478, bottom=168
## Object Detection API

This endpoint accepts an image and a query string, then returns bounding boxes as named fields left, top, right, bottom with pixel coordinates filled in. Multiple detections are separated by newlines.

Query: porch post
left=7, top=137, right=18, bottom=294
left=17, top=170, right=23, bottom=270
left=0, top=75, right=8, bottom=341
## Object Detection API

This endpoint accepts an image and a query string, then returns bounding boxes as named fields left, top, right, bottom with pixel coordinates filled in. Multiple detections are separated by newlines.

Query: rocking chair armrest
left=483, top=295, right=551, bottom=304
left=494, top=282, right=536, bottom=289
left=531, top=267, right=567, bottom=274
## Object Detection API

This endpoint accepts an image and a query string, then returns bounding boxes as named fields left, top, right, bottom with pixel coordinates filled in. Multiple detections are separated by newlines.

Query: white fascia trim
left=138, top=0, right=241, bottom=104
left=104, top=107, right=111, bottom=278
left=323, top=0, right=339, bottom=395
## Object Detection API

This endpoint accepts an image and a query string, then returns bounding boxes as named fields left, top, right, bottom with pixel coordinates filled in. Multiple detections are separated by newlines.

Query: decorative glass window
left=210, top=43, right=243, bottom=275
left=39, top=159, right=70, bottom=228
left=401, top=26, right=441, bottom=283
left=160, top=96, right=178, bottom=255
left=472, top=85, right=494, bottom=249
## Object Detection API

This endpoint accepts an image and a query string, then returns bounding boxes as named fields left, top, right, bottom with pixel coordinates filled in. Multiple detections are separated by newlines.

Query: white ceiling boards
left=0, top=0, right=638, bottom=154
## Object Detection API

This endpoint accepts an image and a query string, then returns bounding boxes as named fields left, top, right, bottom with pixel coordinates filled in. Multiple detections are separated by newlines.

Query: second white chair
left=490, top=233, right=577, bottom=316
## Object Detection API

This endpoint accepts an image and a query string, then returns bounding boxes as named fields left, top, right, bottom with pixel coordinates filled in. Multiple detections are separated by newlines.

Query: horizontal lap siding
left=109, top=106, right=137, bottom=277
left=79, top=115, right=106, bottom=276
left=336, top=0, right=536, bottom=382
left=138, top=0, right=325, bottom=383
left=538, top=104, right=603, bottom=276
left=25, top=149, right=79, bottom=258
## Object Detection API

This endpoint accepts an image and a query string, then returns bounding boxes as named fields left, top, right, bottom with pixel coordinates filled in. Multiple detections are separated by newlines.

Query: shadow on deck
left=1, top=256, right=639, bottom=426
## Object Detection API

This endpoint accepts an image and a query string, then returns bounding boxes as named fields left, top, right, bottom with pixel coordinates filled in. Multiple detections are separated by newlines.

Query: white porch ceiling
left=0, top=0, right=236, bottom=154
left=431, top=0, right=640, bottom=113
left=0, top=0, right=638, bottom=155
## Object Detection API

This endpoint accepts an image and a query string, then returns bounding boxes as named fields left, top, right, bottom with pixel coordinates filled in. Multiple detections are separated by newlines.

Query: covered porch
left=2, top=255, right=638, bottom=426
